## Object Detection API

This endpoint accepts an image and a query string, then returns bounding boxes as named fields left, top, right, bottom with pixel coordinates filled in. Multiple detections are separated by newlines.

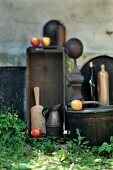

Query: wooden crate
left=26, top=47, right=65, bottom=127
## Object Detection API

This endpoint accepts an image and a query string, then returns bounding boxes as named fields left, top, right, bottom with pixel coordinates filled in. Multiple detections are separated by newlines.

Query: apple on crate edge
left=41, top=37, right=51, bottom=47
left=31, top=37, right=41, bottom=47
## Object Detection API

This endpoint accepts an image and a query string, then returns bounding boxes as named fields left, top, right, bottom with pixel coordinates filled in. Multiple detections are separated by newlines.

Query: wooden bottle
left=97, top=64, right=109, bottom=105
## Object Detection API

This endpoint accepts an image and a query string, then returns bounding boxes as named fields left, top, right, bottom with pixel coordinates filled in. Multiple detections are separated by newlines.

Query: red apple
left=41, top=37, right=51, bottom=47
left=31, top=37, right=40, bottom=47
left=31, top=128, right=41, bottom=138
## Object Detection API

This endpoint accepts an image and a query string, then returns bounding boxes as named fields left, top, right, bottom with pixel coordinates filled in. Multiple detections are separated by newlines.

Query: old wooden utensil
left=31, top=87, right=46, bottom=136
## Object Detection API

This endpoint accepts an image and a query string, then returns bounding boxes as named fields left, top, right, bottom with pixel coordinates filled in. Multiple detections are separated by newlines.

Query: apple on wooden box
left=41, top=37, right=51, bottom=47
left=31, top=37, right=41, bottom=47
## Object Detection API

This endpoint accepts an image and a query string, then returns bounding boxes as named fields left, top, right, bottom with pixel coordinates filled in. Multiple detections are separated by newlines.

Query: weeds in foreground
left=0, top=109, right=27, bottom=149
left=1, top=110, right=113, bottom=169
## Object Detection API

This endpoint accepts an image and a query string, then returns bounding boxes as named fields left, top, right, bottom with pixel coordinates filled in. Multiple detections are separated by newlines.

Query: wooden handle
left=34, top=87, right=40, bottom=105
left=83, top=101, right=108, bottom=107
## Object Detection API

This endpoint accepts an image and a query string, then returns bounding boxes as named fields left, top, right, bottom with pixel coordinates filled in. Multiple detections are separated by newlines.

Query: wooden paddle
left=31, top=87, right=46, bottom=135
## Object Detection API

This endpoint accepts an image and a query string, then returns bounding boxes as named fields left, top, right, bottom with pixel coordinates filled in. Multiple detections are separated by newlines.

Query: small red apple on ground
left=31, top=128, right=41, bottom=138
left=31, top=37, right=40, bottom=47
left=41, top=37, right=51, bottom=47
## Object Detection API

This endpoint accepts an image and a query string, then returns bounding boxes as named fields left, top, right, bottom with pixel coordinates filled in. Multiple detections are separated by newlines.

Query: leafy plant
left=73, top=129, right=89, bottom=148
left=98, top=142, right=112, bottom=157
left=97, top=136, right=113, bottom=157
left=67, top=129, right=89, bottom=154
left=32, top=139, right=57, bottom=155
left=67, top=140, right=77, bottom=153
left=54, top=148, right=68, bottom=161
left=0, top=108, right=27, bottom=148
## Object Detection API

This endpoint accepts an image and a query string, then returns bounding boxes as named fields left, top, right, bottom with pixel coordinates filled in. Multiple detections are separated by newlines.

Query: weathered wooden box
left=26, top=47, right=65, bottom=127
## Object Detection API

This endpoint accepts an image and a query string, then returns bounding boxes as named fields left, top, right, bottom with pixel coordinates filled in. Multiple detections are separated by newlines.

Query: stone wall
left=0, top=0, right=113, bottom=66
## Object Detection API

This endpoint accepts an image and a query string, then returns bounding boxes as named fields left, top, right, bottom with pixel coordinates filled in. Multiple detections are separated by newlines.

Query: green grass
left=1, top=111, right=113, bottom=170
left=1, top=139, right=113, bottom=170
